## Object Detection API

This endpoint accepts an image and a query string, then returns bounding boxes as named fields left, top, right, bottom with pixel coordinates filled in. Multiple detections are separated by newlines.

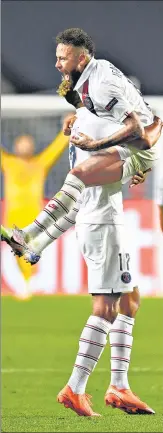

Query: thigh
left=76, top=224, right=136, bottom=294
left=72, top=148, right=124, bottom=186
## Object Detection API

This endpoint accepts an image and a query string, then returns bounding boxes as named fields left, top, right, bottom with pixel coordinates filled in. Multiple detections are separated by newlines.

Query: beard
left=57, top=69, right=81, bottom=98
left=69, top=69, right=82, bottom=88
left=58, top=68, right=82, bottom=98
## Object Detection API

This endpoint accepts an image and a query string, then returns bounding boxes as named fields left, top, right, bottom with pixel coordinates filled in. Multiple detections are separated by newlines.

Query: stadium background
left=1, top=0, right=163, bottom=297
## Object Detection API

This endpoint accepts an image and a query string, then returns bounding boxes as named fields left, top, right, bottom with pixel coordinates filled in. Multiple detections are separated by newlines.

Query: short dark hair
left=56, top=28, right=95, bottom=56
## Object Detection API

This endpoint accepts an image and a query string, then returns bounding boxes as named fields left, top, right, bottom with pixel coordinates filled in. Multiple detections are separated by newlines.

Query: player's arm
left=103, top=112, right=162, bottom=149
left=62, top=88, right=162, bottom=150
left=71, top=115, right=162, bottom=151
left=121, top=116, right=162, bottom=148
left=62, top=86, right=162, bottom=150
left=36, top=132, right=69, bottom=173
left=94, top=81, right=152, bottom=150
left=72, top=111, right=147, bottom=150
left=98, top=110, right=147, bottom=149
left=63, top=113, right=77, bottom=136
left=70, top=80, right=162, bottom=150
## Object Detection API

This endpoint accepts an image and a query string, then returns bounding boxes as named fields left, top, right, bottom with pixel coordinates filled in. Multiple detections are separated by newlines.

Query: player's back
left=99, top=61, right=160, bottom=164
left=69, top=107, right=124, bottom=225
left=101, top=60, right=153, bottom=123
left=77, top=58, right=154, bottom=126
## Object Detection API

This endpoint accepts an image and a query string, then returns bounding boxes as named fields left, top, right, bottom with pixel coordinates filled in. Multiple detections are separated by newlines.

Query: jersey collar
left=74, top=57, right=97, bottom=90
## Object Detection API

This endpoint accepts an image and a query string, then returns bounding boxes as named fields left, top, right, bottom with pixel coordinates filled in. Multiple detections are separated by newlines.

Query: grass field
left=2, top=296, right=163, bottom=432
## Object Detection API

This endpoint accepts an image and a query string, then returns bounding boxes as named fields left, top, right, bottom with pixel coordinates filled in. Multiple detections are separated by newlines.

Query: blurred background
left=1, top=0, right=163, bottom=298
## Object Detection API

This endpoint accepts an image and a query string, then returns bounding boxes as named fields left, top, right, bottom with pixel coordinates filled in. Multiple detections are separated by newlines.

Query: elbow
left=139, top=129, right=152, bottom=149
left=141, top=143, right=151, bottom=150
left=142, top=138, right=152, bottom=150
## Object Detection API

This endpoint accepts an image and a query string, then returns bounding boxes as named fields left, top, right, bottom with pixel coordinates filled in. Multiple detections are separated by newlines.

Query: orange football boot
left=105, top=385, right=155, bottom=415
left=57, top=384, right=101, bottom=417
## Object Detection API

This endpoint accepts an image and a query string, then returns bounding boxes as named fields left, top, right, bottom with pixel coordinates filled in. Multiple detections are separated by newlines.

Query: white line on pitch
left=1, top=367, right=163, bottom=374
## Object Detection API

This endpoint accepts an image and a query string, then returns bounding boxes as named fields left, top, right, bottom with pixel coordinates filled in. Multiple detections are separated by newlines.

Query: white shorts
left=115, top=145, right=159, bottom=184
left=76, top=223, right=136, bottom=294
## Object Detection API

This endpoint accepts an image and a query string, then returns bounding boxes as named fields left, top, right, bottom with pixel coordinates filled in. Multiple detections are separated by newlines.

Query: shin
left=109, top=287, right=140, bottom=390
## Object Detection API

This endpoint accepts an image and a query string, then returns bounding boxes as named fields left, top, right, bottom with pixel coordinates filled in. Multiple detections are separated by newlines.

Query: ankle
left=110, top=372, right=130, bottom=390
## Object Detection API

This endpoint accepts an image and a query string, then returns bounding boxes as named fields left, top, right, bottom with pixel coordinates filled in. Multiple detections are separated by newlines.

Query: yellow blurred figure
left=1, top=132, right=69, bottom=280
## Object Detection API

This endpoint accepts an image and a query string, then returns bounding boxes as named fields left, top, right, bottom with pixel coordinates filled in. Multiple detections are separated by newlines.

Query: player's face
left=56, top=44, right=86, bottom=79
left=14, top=136, right=35, bottom=158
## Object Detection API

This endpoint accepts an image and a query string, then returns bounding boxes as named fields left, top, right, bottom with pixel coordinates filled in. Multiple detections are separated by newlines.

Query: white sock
left=23, top=174, right=84, bottom=238
left=68, top=315, right=111, bottom=394
left=27, top=204, right=79, bottom=254
left=109, top=313, right=135, bottom=390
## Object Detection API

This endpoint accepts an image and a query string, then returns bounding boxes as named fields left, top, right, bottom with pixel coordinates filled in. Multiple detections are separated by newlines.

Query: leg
left=71, top=148, right=124, bottom=186
left=15, top=149, right=142, bottom=259
left=57, top=293, right=120, bottom=417
left=105, top=287, right=155, bottom=414
left=118, top=285, right=140, bottom=317
left=26, top=148, right=124, bottom=255
left=26, top=204, right=79, bottom=254
left=23, top=118, right=162, bottom=251
left=0, top=172, right=84, bottom=263
left=109, top=286, right=140, bottom=390
left=1, top=148, right=124, bottom=262
left=58, top=221, right=134, bottom=417
left=29, top=149, right=124, bottom=243
left=25, top=148, right=123, bottom=239
left=58, top=223, right=122, bottom=416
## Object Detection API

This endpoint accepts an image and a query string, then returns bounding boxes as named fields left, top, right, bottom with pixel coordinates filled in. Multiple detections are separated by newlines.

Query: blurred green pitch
left=2, top=296, right=163, bottom=432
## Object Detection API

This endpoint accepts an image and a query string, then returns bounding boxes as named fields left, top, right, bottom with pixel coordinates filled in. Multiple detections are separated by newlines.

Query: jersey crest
left=82, top=80, right=98, bottom=116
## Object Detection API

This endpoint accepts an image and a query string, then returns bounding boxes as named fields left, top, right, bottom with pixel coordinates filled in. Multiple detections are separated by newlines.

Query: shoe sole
left=1, top=234, right=23, bottom=257
left=13, top=227, right=40, bottom=265
left=105, top=394, right=155, bottom=415
left=1, top=231, right=40, bottom=265
left=57, top=394, right=98, bottom=417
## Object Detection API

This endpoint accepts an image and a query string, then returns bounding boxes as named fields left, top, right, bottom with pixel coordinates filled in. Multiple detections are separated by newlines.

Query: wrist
left=96, top=137, right=108, bottom=147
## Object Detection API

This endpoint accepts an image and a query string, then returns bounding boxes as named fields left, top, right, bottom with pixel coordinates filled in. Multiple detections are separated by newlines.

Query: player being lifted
left=1, top=28, right=162, bottom=263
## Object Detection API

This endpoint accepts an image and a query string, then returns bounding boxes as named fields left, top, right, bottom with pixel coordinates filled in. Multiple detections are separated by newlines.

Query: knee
left=119, top=286, right=140, bottom=318
left=70, top=166, right=82, bottom=179
left=70, top=165, right=87, bottom=184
